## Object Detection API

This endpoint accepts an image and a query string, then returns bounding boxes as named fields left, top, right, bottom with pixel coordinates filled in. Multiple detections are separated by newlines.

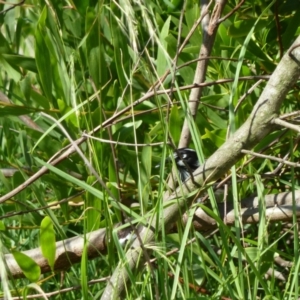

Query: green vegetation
left=0, top=0, right=300, bottom=299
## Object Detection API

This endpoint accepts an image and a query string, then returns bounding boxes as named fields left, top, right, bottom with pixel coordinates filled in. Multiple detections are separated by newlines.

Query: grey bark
left=4, top=191, right=300, bottom=280
left=100, top=37, right=300, bottom=300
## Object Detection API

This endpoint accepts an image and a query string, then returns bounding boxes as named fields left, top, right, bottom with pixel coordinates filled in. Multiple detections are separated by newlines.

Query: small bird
left=172, top=148, right=225, bottom=202
left=172, top=148, right=200, bottom=182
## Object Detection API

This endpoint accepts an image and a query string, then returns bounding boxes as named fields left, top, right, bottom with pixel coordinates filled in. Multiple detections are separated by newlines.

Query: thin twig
left=90, top=78, right=124, bottom=224
left=272, top=118, right=300, bottom=133
left=168, top=0, right=187, bottom=98
left=274, top=0, right=284, bottom=58
left=40, top=113, right=117, bottom=201
left=150, top=0, right=214, bottom=91
left=82, top=134, right=167, bottom=147
left=234, top=79, right=265, bottom=113
left=178, top=0, right=229, bottom=147
left=241, top=149, right=300, bottom=168
left=0, top=0, right=25, bottom=15
left=8, top=277, right=110, bottom=300
left=265, top=136, right=300, bottom=176
left=279, top=110, right=300, bottom=120
left=177, top=56, right=239, bottom=70
left=0, top=75, right=270, bottom=204
left=218, top=0, right=245, bottom=23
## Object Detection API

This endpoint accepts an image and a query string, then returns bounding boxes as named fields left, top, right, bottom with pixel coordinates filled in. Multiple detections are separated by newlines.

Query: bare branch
left=218, top=0, right=245, bottom=23
left=178, top=0, right=227, bottom=148
left=0, top=91, right=43, bottom=132
left=241, top=149, right=300, bottom=168
left=4, top=191, right=300, bottom=280
left=100, top=35, right=300, bottom=300
left=272, top=118, right=300, bottom=133
left=0, top=0, right=25, bottom=15
left=0, top=75, right=269, bottom=204
left=234, top=79, right=265, bottom=113
left=191, top=191, right=300, bottom=230
left=82, top=134, right=167, bottom=147
left=9, top=278, right=110, bottom=300
left=5, top=229, right=107, bottom=279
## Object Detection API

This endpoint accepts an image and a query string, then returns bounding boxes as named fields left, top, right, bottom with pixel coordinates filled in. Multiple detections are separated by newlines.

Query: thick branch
left=178, top=0, right=227, bottom=147
left=4, top=191, right=300, bottom=280
left=0, top=76, right=268, bottom=204
left=191, top=191, right=300, bottom=230
left=100, top=35, right=300, bottom=300
left=5, top=229, right=107, bottom=279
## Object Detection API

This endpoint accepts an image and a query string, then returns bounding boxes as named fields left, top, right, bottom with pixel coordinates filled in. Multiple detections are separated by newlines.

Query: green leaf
left=0, top=220, right=6, bottom=231
left=184, top=3, right=201, bottom=46
left=57, top=99, right=78, bottom=127
left=0, top=103, right=56, bottom=117
left=109, top=155, right=122, bottom=222
left=20, top=74, right=32, bottom=102
left=0, top=105, right=35, bottom=116
left=140, top=134, right=152, bottom=213
left=34, top=157, right=107, bottom=201
left=85, top=7, right=108, bottom=91
left=43, top=8, right=71, bottom=105
left=85, top=176, right=101, bottom=232
left=110, top=4, right=130, bottom=89
left=35, top=7, right=53, bottom=101
left=243, top=247, right=259, bottom=261
left=81, top=242, right=88, bottom=299
left=73, top=0, right=89, bottom=17
left=202, top=128, right=226, bottom=148
left=40, top=216, right=56, bottom=271
left=0, top=53, right=21, bottom=81
left=12, top=251, right=41, bottom=282
left=282, top=8, right=300, bottom=48
left=245, top=40, right=275, bottom=72
left=157, top=16, right=171, bottom=76
left=0, top=31, right=13, bottom=53
left=2, top=54, right=37, bottom=73
left=169, top=104, right=181, bottom=144
left=228, top=19, right=269, bottom=38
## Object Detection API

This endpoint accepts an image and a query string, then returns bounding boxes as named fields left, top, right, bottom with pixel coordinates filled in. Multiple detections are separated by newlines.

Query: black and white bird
left=172, top=148, right=200, bottom=182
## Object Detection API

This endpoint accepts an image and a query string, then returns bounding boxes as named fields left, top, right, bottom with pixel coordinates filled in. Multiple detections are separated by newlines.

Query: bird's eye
left=172, top=148, right=200, bottom=182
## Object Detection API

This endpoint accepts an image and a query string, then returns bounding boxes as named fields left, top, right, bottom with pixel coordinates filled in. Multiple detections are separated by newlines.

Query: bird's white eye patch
left=176, top=159, right=185, bottom=166
left=173, top=152, right=188, bottom=159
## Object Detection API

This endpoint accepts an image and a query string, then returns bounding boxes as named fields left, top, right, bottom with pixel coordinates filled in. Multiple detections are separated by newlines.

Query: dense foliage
left=0, top=0, right=300, bottom=299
